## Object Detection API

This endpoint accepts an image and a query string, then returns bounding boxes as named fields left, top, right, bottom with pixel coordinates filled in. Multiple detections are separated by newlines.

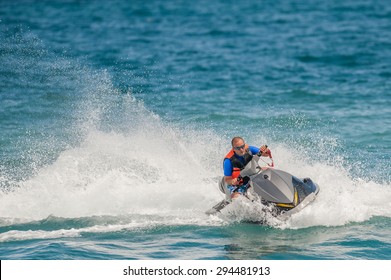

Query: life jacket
left=224, top=145, right=253, bottom=179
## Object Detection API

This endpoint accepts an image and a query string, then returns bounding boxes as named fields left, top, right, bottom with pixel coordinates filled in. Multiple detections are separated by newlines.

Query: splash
left=0, top=27, right=224, bottom=223
left=0, top=122, right=226, bottom=221
left=1, top=28, right=390, bottom=233
left=1, top=92, right=390, bottom=230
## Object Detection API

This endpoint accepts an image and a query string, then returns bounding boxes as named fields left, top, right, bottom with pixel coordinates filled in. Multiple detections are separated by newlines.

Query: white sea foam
left=1, top=125, right=390, bottom=233
left=0, top=74, right=390, bottom=232
left=0, top=128, right=223, bottom=219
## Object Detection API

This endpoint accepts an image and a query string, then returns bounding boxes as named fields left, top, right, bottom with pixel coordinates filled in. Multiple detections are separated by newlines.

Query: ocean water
left=0, top=0, right=390, bottom=260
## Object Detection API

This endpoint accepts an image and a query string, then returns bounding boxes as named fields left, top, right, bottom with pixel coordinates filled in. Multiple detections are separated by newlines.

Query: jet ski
left=206, top=154, right=320, bottom=219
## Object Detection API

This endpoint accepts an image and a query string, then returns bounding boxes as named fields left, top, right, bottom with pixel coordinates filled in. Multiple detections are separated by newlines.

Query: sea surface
left=0, top=0, right=390, bottom=260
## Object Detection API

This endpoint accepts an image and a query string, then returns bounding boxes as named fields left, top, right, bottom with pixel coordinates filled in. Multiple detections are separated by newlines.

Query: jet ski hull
left=251, top=169, right=320, bottom=216
left=207, top=168, right=320, bottom=218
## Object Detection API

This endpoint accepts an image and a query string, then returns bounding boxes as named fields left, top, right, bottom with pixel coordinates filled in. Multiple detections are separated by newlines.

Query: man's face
left=232, top=139, right=246, bottom=156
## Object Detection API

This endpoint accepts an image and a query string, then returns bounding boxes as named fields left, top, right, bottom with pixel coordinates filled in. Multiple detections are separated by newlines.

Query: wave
left=0, top=214, right=225, bottom=243
left=1, top=123, right=390, bottom=233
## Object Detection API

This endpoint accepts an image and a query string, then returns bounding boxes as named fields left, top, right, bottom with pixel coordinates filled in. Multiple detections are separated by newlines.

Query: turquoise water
left=1, top=0, right=390, bottom=260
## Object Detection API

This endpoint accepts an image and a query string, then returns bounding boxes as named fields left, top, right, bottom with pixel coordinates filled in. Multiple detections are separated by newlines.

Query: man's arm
left=249, top=145, right=270, bottom=156
left=223, top=159, right=240, bottom=185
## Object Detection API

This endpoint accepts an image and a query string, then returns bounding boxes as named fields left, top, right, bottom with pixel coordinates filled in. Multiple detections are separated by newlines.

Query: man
left=223, top=136, right=270, bottom=199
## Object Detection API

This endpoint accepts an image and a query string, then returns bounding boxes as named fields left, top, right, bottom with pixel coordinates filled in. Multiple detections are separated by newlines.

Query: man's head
left=231, top=136, right=246, bottom=156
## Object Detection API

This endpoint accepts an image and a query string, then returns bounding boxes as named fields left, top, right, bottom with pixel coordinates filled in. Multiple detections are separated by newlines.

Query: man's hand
left=258, top=145, right=270, bottom=156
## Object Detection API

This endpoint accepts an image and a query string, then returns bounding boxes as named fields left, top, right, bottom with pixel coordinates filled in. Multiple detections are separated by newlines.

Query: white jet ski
left=206, top=154, right=320, bottom=219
